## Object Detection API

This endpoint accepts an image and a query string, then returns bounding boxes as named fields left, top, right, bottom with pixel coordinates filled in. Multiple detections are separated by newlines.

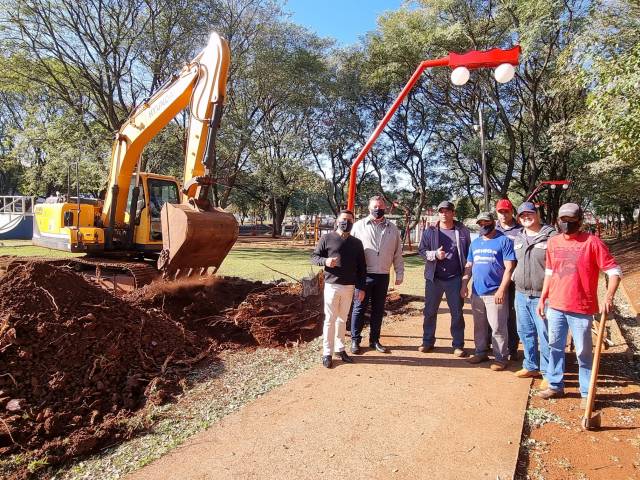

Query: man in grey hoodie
left=512, top=202, right=556, bottom=386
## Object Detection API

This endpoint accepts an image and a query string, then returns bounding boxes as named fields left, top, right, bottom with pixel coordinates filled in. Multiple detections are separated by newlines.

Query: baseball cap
left=495, top=198, right=514, bottom=212
left=558, top=202, right=582, bottom=219
left=476, top=211, right=495, bottom=224
left=437, top=200, right=455, bottom=212
left=517, top=202, right=537, bottom=216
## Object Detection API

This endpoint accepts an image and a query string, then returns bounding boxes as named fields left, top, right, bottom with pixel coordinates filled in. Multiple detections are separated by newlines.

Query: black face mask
left=478, top=223, right=495, bottom=236
left=559, top=220, right=580, bottom=234
left=338, top=220, right=353, bottom=233
left=371, top=208, right=385, bottom=219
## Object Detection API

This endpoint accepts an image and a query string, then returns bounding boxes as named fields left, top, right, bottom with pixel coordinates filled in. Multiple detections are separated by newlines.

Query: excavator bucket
left=158, top=202, right=239, bottom=277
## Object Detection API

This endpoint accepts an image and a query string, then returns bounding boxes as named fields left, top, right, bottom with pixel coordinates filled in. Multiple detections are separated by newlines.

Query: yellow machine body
left=32, top=32, right=239, bottom=274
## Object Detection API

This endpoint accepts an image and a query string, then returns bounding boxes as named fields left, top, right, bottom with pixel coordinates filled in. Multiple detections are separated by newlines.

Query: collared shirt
left=351, top=216, right=404, bottom=280
left=496, top=220, right=523, bottom=242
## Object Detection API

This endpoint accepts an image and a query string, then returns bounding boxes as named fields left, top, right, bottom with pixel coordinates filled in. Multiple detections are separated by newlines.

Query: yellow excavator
left=28, top=32, right=238, bottom=285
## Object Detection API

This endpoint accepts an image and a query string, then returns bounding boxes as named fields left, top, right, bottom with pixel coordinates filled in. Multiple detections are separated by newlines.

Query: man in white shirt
left=350, top=195, right=404, bottom=354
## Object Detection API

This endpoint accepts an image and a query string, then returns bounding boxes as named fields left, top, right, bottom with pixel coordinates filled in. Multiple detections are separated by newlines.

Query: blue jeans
left=515, top=291, right=549, bottom=373
left=546, top=307, right=593, bottom=397
left=422, top=276, right=465, bottom=348
left=351, top=273, right=390, bottom=344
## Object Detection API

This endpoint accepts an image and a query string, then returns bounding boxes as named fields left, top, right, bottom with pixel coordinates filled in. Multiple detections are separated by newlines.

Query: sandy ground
left=128, top=299, right=530, bottom=480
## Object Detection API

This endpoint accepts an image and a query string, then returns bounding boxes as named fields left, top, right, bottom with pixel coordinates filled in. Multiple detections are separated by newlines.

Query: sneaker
left=336, top=351, right=354, bottom=363
left=467, top=354, right=489, bottom=364
left=418, top=344, right=434, bottom=353
left=322, top=355, right=332, bottom=368
left=490, top=361, right=508, bottom=371
left=539, top=378, right=549, bottom=390
left=538, top=388, right=565, bottom=399
left=453, top=348, right=468, bottom=358
left=514, top=369, right=541, bottom=378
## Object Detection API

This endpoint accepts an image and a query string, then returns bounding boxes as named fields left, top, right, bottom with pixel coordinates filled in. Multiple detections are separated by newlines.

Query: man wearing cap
left=512, top=202, right=557, bottom=384
left=495, top=198, right=523, bottom=360
left=461, top=212, right=516, bottom=370
left=350, top=195, right=405, bottom=354
left=537, top=203, right=621, bottom=404
left=417, top=200, right=471, bottom=356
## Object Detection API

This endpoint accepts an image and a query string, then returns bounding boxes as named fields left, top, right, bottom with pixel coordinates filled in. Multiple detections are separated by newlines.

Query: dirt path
left=128, top=300, right=530, bottom=480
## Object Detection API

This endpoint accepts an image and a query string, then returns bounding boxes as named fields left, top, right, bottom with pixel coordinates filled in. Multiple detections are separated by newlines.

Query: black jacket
left=311, top=231, right=366, bottom=290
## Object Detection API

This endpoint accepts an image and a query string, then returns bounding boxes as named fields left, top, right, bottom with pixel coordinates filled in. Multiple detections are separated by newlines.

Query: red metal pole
left=346, top=57, right=449, bottom=211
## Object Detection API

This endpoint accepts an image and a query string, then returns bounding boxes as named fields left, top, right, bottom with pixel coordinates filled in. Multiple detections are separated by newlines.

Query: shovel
left=581, top=311, right=607, bottom=430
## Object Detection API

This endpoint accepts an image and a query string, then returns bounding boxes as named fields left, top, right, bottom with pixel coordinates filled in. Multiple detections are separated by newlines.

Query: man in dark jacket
left=417, top=201, right=472, bottom=356
left=512, top=202, right=556, bottom=386
left=311, top=210, right=366, bottom=369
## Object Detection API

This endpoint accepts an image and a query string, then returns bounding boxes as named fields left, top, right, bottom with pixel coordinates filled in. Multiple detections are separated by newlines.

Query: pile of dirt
left=0, top=261, right=326, bottom=478
left=127, top=276, right=268, bottom=347
left=233, top=283, right=323, bottom=347
left=0, top=262, right=208, bottom=476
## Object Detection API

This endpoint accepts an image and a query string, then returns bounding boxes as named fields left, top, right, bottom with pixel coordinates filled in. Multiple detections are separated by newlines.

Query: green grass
left=0, top=240, right=427, bottom=294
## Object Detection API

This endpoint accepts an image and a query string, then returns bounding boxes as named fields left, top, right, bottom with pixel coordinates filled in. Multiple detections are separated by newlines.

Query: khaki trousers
left=471, top=293, right=509, bottom=362
left=323, top=283, right=355, bottom=356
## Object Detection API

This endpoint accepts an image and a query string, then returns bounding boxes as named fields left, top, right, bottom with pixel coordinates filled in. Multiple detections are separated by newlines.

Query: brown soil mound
left=0, top=262, right=206, bottom=477
left=127, top=276, right=268, bottom=347
left=0, top=261, right=324, bottom=479
left=234, top=284, right=322, bottom=347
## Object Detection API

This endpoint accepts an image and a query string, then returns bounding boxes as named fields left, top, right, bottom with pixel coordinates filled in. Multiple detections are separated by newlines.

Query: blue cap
left=517, top=202, right=537, bottom=216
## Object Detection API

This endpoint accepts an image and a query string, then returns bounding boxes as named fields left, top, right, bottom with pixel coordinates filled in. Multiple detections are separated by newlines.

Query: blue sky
left=284, top=0, right=404, bottom=45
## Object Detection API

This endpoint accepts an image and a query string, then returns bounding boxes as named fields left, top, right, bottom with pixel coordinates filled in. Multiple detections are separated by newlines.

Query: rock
left=5, top=398, right=25, bottom=412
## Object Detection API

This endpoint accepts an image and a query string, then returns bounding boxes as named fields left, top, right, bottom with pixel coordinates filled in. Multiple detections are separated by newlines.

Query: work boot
left=514, top=369, right=541, bottom=378
left=490, top=360, right=508, bottom=371
left=539, top=378, right=549, bottom=390
left=370, top=342, right=389, bottom=353
left=453, top=348, right=468, bottom=358
left=336, top=351, right=354, bottom=363
left=322, top=355, right=332, bottom=369
left=538, top=388, right=564, bottom=399
left=350, top=341, right=361, bottom=355
left=418, top=344, right=434, bottom=353
left=467, top=354, right=489, bottom=364
left=580, top=397, right=589, bottom=409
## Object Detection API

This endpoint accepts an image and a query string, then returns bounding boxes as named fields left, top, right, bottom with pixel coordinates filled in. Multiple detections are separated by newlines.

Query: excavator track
left=0, top=255, right=159, bottom=288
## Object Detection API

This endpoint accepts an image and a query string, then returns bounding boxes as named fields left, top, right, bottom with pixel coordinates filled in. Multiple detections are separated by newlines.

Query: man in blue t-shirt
left=460, top=212, right=516, bottom=370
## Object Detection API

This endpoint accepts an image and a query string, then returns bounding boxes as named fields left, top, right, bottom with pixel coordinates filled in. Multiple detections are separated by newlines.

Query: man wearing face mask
left=311, top=210, right=367, bottom=369
left=495, top=198, right=523, bottom=361
left=350, top=195, right=404, bottom=354
left=512, top=202, right=556, bottom=385
left=536, top=203, right=621, bottom=405
left=461, top=212, right=516, bottom=371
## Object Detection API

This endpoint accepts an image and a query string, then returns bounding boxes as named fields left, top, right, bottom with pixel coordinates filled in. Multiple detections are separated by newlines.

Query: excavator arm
left=102, top=32, right=238, bottom=276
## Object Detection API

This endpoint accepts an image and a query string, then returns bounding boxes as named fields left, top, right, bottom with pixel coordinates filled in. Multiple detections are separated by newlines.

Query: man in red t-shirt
left=536, top=203, right=621, bottom=405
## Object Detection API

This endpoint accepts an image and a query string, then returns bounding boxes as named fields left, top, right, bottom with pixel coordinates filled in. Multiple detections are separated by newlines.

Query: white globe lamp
left=450, top=66, right=470, bottom=86
left=494, top=63, right=515, bottom=83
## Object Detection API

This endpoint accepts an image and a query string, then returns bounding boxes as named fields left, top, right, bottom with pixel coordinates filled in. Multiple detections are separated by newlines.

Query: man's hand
left=395, top=278, right=403, bottom=286
left=600, top=294, right=614, bottom=315
left=325, top=257, right=338, bottom=268
left=536, top=299, right=546, bottom=319
left=436, top=246, right=446, bottom=260
left=460, top=285, right=468, bottom=299
left=494, top=288, right=505, bottom=305
left=357, top=290, right=366, bottom=302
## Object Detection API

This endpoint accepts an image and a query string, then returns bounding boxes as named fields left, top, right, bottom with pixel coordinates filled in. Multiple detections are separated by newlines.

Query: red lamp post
left=346, top=46, right=521, bottom=212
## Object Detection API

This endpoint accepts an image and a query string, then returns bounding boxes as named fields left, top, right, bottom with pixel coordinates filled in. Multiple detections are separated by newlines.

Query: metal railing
left=0, top=196, right=36, bottom=215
